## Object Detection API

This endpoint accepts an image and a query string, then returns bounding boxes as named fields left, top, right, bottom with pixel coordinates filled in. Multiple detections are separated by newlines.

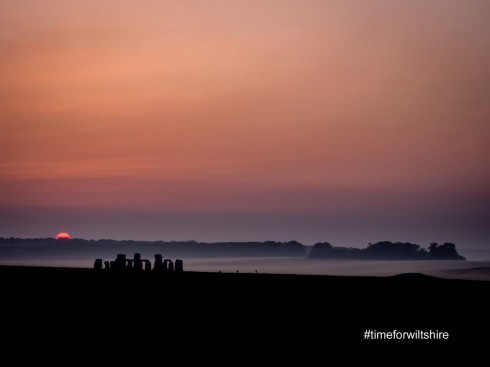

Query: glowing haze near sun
left=56, top=233, right=71, bottom=240
left=0, top=1, right=489, bottom=247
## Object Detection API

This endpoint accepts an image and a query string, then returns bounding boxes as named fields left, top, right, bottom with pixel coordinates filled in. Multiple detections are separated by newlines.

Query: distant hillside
left=0, top=238, right=466, bottom=260
left=0, top=238, right=306, bottom=259
left=309, top=241, right=465, bottom=260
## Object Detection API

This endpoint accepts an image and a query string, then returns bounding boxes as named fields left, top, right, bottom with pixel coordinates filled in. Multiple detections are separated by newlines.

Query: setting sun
left=56, top=232, right=71, bottom=240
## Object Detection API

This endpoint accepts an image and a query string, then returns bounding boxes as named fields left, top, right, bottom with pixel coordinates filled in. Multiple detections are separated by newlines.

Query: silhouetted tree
left=429, top=242, right=464, bottom=260
left=309, top=241, right=464, bottom=260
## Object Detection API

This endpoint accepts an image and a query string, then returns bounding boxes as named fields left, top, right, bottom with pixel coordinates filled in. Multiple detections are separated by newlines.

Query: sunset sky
left=1, top=1, right=489, bottom=247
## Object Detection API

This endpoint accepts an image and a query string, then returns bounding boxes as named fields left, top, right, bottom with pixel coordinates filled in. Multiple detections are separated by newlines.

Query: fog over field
left=2, top=256, right=489, bottom=281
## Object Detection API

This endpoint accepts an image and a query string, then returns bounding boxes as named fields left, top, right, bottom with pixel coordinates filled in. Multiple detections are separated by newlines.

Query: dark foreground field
left=1, top=266, right=488, bottom=359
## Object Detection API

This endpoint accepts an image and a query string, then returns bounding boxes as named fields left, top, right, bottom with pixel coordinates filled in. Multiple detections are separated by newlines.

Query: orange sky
left=1, top=1, right=489, bottom=246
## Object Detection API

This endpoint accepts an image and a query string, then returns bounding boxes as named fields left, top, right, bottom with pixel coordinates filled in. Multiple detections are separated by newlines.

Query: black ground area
left=1, top=266, right=488, bottom=360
